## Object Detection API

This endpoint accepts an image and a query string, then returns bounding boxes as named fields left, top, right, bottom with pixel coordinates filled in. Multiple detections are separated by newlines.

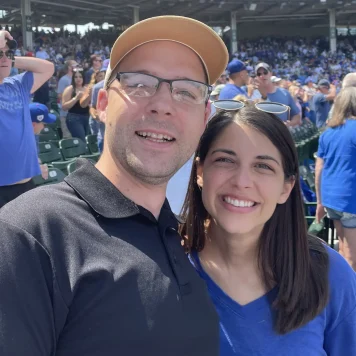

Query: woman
left=181, top=103, right=356, bottom=355
left=81, top=70, right=106, bottom=136
left=61, top=68, right=90, bottom=141
left=316, top=87, right=356, bottom=270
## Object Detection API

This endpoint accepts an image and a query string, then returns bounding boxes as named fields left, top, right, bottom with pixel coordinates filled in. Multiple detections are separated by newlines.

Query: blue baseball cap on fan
left=226, top=59, right=246, bottom=75
left=30, top=103, right=57, bottom=123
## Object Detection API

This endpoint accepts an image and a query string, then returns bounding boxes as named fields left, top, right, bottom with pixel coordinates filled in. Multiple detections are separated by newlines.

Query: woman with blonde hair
left=316, top=87, right=356, bottom=270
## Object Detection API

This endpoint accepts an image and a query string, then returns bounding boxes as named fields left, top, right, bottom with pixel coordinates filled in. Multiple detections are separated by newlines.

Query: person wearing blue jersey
left=316, top=87, right=356, bottom=271
left=181, top=102, right=356, bottom=356
left=219, top=59, right=249, bottom=100
left=254, top=62, right=301, bottom=126
left=0, top=30, right=54, bottom=208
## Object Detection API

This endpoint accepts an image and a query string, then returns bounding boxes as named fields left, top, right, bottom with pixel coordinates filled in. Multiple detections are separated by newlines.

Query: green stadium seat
left=39, top=127, right=59, bottom=142
left=38, top=142, right=63, bottom=164
left=86, top=134, right=99, bottom=154
left=32, top=168, right=66, bottom=186
left=59, top=138, right=89, bottom=160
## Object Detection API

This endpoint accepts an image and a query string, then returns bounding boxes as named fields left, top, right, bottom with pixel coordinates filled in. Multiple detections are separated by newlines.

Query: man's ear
left=204, top=100, right=212, bottom=125
left=97, top=89, right=108, bottom=123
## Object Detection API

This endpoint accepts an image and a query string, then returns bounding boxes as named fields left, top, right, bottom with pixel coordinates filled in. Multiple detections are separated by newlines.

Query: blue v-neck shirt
left=190, top=246, right=356, bottom=355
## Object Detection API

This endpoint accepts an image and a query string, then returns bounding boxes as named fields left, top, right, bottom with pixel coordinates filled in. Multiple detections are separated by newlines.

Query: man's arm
left=14, top=57, right=54, bottom=94
left=289, top=114, right=302, bottom=127
left=325, top=84, right=336, bottom=101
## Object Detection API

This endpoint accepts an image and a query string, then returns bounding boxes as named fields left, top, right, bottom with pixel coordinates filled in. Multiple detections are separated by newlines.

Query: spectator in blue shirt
left=316, top=87, right=356, bottom=270
left=219, top=59, right=249, bottom=99
left=255, top=62, right=301, bottom=125
left=0, top=30, right=54, bottom=208
left=313, top=79, right=336, bottom=128
left=181, top=104, right=356, bottom=355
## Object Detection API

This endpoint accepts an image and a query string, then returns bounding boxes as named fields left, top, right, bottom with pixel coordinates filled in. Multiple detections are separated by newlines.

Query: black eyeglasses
left=213, top=100, right=290, bottom=118
left=257, top=71, right=268, bottom=77
left=0, top=50, right=14, bottom=60
left=111, top=72, right=212, bottom=105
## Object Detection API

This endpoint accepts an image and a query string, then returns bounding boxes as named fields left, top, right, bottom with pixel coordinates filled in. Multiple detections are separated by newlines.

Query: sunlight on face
left=104, top=41, right=210, bottom=186
left=198, top=122, right=294, bottom=236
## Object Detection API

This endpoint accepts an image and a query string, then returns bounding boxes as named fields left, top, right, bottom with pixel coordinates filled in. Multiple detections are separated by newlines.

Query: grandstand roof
left=2, top=0, right=356, bottom=28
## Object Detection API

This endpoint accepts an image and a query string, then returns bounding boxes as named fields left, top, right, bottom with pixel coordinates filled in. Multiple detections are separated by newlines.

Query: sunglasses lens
left=255, top=102, right=289, bottom=114
left=213, top=100, right=245, bottom=111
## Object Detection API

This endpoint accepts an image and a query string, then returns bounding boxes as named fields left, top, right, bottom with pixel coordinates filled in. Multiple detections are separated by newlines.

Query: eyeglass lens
left=255, top=102, right=289, bottom=114
left=257, top=71, right=268, bottom=77
left=0, top=50, right=14, bottom=60
left=118, top=72, right=209, bottom=104
left=213, top=100, right=245, bottom=111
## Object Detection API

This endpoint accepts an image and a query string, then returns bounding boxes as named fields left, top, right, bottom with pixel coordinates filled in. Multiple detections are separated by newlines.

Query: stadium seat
left=32, top=168, right=66, bottom=186
left=38, top=142, right=63, bottom=164
left=60, top=138, right=100, bottom=162
left=60, top=138, right=89, bottom=159
left=39, top=127, right=59, bottom=142
left=86, top=134, right=99, bottom=154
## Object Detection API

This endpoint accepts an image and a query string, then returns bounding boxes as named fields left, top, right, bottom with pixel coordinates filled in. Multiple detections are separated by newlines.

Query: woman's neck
left=198, top=222, right=268, bottom=305
left=200, top=222, right=260, bottom=270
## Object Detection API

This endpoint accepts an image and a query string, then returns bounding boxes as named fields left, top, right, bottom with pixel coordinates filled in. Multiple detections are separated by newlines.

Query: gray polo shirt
left=0, top=159, right=219, bottom=356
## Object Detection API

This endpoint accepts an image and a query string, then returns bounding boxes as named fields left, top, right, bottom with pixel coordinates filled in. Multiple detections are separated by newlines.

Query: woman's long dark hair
left=71, top=69, right=83, bottom=98
left=180, top=105, right=329, bottom=335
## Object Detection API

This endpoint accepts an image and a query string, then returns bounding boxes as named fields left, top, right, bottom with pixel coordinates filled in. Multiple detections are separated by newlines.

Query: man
left=30, top=102, right=57, bottom=182
left=215, top=70, right=228, bottom=85
left=57, top=59, right=79, bottom=138
left=87, top=59, right=109, bottom=152
left=0, top=30, right=54, bottom=208
left=0, top=16, right=228, bottom=355
left=30, top=101, right=57, bottom=144
left=35, top=46, right=49, bottom=60
left=219, top=59, right=249, bottom=99
left=209, top=83, right=225, bottom=101
left=303, top=78, right=317, bottom=124
left=313, top=79, right=336, bottom=129
left=255, top=62, right=301, bottom=126
left=84, top=54, right=103, bottom=85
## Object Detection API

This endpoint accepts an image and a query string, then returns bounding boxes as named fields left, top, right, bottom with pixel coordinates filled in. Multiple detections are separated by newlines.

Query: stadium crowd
left=0, top=17, right=356, bottom=355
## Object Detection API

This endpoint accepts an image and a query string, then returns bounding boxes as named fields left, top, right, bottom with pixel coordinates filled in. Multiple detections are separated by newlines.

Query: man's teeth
left=224, top=197, right=255, bottom=208
left=137, top=131, right=174, bottom=141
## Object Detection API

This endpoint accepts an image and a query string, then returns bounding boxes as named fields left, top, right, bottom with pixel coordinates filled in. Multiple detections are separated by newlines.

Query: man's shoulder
left=0, top=182, right=82, bottom=233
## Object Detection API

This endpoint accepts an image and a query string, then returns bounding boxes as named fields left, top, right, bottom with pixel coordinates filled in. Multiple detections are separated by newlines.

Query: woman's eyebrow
left=211, top=149, right=236, bottom=156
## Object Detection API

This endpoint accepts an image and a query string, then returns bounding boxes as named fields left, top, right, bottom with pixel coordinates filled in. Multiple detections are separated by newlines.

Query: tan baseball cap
left=104, top=15, right=229, bottom=89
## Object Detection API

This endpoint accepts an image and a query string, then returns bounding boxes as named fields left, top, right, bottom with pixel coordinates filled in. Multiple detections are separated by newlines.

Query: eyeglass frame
left=108, top=71, right=212, bottom=104
left=213, top=99, right=291, bottom=121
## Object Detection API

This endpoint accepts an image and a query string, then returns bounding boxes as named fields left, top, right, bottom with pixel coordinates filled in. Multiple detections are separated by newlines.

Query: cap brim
left=44, top=113, right=57, bottom=124
left=106, top=16, right=228, bottom=87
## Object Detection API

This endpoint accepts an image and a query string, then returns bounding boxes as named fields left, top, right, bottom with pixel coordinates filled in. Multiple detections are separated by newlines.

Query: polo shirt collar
left=64, top=159, right=178, bottom=223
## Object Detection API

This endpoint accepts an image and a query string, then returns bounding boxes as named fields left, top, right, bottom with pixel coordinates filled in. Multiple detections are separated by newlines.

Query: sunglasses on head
left=257, top=70, right=268, bottom=77
left=73, top=67, right=84, bottom=72
left=0, top=50, right=14, bottom=60
left=213, top=99, right=290, bottom=116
